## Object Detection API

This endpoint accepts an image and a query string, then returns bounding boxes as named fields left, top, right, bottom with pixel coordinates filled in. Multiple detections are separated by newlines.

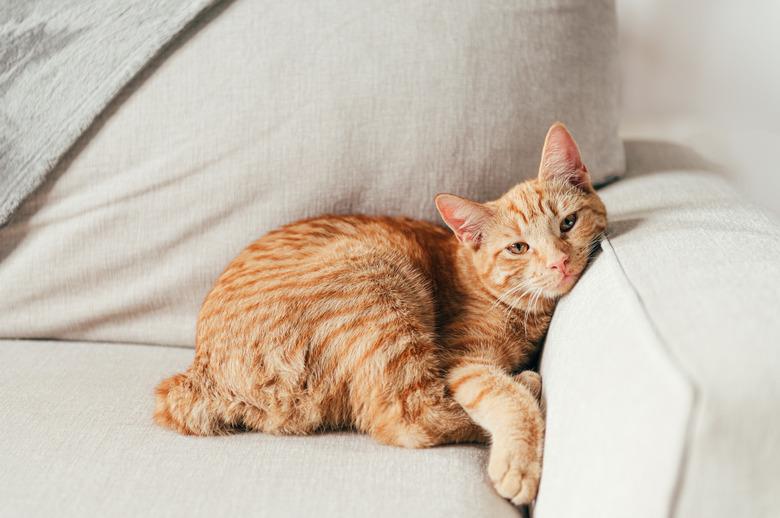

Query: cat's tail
left=154, top=370, right=228, bottom=436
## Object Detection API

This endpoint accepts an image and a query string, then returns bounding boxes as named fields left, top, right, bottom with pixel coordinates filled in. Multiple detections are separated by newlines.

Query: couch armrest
left=535, top=170, right=780, bottom=518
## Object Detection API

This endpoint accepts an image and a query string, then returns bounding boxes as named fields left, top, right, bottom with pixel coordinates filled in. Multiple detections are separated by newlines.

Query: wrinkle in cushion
left=0, top=0, right=623, bottom=346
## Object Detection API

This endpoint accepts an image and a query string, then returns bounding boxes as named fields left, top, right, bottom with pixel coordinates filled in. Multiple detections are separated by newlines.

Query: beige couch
left=2, top=1, right=778, bottom=517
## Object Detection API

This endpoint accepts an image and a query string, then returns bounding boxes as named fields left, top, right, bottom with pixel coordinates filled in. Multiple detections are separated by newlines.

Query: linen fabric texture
left=0, top=0, right=624, bottom=347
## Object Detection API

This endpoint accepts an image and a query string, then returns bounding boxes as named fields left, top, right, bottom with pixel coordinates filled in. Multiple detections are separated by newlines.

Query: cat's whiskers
left=490, top=279, right=548, bottom=331
left=521, top=287, right=545, bottom=331
left=490, top=279, right=536, bottom=313
left=588, top=233, right=605, bottom=258
left=495, top=281, right=546, bottom=328
left=500, top=289, right=532, bottom=325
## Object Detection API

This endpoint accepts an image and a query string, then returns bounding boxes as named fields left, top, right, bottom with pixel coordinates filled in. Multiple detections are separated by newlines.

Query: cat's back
left=234, top=214, right=448, bottom=271
left=196, top=215, right=451, bottom=349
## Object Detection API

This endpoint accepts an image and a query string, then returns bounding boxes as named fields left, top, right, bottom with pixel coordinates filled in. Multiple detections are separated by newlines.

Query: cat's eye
left=506, top=242, right=529, bottom=255
left=560, top=212, right=578, bottom=232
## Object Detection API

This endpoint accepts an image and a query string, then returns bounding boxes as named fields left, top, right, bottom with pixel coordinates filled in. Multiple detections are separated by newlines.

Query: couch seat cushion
left=0, top=339, right=518, bottom=518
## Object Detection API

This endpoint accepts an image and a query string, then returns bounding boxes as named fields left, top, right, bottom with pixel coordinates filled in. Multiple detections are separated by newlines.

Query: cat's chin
left=545, top=273, right=578, bottom=298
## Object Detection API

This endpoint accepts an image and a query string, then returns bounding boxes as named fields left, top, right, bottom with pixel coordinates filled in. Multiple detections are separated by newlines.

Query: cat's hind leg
left=314, top=256, right=482, bottom=447
left=347, top=327, right=484, bottom=448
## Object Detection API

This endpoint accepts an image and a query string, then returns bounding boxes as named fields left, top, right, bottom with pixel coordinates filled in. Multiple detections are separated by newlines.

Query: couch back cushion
left=0, top=0, right=623, bottom=346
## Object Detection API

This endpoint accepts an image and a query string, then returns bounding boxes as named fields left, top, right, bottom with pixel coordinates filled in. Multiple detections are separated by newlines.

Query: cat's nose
left=547, top=254, right=570, bottom=275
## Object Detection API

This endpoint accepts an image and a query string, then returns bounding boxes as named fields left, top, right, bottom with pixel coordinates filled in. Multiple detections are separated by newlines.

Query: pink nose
left=548, top=255, right=570, bottom=275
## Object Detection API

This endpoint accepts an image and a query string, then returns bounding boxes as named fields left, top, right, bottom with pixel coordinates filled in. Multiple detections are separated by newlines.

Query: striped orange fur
left=154, top=123, right=607, bottom=505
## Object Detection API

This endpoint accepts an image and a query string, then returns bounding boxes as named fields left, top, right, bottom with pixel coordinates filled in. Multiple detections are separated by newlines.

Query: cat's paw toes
left=514, top=370, right=542, bottom=401
left=488, top=441, right=541, bottom=506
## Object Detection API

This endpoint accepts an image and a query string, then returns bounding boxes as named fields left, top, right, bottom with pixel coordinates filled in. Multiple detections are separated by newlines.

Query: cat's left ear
left=435, top=193, right=493, bottom=247
left=538, top=122, right=592, bottom=190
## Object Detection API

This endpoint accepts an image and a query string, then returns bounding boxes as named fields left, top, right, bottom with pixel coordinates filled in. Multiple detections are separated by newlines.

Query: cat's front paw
left=488, top=437, right=542, bottom=505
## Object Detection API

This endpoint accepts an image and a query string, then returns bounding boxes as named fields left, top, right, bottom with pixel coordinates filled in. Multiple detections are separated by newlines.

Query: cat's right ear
left=435, top=194, right=493, bottom=246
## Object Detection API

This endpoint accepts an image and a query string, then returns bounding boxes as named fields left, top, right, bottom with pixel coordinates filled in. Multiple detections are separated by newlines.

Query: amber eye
left=560, top=212, right=578, bottom=232
left=506, top=242, right=529, bottom=255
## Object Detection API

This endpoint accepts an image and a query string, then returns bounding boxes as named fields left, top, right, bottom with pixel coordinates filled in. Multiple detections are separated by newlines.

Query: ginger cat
left=155, top=123, right=607, bottom=505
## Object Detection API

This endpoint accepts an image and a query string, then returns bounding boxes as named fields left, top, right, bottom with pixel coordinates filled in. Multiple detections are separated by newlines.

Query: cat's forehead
left=500, top=181, right=577, bottom=218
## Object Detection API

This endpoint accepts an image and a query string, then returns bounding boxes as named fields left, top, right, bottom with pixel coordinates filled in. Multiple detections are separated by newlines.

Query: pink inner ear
left=539, top=124, right=590, bottom=188
left=435, top=195, right=491, bottom=245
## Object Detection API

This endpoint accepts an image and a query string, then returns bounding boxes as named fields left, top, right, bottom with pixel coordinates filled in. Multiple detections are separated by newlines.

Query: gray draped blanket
left=0, top=0, right=220, bottom=225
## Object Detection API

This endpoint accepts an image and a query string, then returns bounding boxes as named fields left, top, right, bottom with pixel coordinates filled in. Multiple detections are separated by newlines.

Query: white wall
left=617, top=0, right=780, bottom=216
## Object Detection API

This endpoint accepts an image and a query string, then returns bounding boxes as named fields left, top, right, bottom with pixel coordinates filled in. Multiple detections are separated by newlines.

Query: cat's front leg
left=448, top=362, right=544, bottom=505
left=514, top=370, right=542, bottom=402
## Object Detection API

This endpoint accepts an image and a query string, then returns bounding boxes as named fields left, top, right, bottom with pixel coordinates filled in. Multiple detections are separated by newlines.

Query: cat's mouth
left=558, top=273, right=579, bottom=293
left=558, top=272, right=576, bottom=287
left=543, top=269, right=581, bottom=297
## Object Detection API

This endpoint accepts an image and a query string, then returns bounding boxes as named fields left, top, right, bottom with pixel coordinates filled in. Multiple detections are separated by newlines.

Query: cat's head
left=435, top=123, right=607, bottom=304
